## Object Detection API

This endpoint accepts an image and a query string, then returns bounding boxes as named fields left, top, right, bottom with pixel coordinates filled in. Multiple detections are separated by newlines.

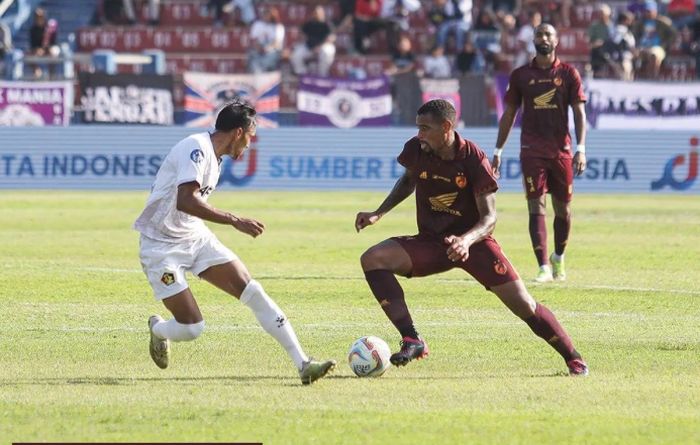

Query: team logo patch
left=160, top=272, right=175, bottom=286
left=419, top=171, right=428, bottom=179
left=554, top=77, right=562, bottom=86
left=528, top=79, right=535, bottom=85
left=526, top=176, right=536, bottom=192
left=494, top=260, right=508, bottom=275
left=190, top=149, right=204, bottom=163
left=455, top=174, right=467, bottom=188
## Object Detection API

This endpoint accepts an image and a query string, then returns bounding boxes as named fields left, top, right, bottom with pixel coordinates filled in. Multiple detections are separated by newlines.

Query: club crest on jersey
left=160, top=272, right=175, bottom=286
left=493, top=260, right=508, bottom=275
left=190, top=149, right=204, bottom=163
left=553, top=77, right=562, bottom=86
left=455, top=174, right=467, bottom=188
left=420, top=171, right=428, bottom=179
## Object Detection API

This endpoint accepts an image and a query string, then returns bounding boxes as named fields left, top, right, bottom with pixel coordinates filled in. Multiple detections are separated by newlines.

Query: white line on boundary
left=76, top=267, right=700, bottom=296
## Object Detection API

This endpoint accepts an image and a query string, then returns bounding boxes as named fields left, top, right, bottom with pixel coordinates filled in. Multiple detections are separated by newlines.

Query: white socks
left=551, top=253, right=564, bottom=262
left=240, top=279, right=308, bottom=370
left=152, top=319, right=205, bottom=342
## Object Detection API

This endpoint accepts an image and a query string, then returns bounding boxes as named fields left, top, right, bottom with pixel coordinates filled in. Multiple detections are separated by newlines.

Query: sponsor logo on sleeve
left=190, top=149, right=204, bottom=163
left=493, top=260, right=508, bottom=275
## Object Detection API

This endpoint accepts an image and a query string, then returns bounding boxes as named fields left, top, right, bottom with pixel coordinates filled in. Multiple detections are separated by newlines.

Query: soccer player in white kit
left=134, top=101, right=336, bottom=384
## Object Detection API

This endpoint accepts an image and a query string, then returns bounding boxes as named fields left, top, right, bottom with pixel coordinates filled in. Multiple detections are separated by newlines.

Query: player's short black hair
left=215, top=99, right=257, bottom=132
left=417, top=99, right=456, bottom=125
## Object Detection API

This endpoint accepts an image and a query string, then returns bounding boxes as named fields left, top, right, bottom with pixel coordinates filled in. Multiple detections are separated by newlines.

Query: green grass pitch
left=1, top=190, right=699, bottom=444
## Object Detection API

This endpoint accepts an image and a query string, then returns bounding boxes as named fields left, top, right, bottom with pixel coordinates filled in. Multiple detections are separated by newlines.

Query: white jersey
left=134, top=132, right=221, bottom=242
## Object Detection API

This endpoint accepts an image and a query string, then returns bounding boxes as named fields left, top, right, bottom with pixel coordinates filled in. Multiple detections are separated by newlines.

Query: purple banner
left=494, top=73, right=523, bottom=127
left=297, top=76, right=392, bottom=127
left=0, top=81, right=73, bottom=126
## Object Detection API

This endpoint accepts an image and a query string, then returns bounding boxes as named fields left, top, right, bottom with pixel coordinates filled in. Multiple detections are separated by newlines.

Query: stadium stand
left=2, top=0, right=697, bottom=121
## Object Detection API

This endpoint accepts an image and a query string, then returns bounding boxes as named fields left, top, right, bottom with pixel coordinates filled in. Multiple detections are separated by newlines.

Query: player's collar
left=530, top=57, right=561, bottom=69
left=454, top=131, right=467, bottom=160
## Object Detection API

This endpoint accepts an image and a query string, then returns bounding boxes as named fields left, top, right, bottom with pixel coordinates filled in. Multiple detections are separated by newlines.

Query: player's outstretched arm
left=492, top=103, right=519, bottom=178
left=445, top=191, right=497, bottom=262
left=355, top=170, right=415, bottom=232
left=177, top=181, right=265, bottom=238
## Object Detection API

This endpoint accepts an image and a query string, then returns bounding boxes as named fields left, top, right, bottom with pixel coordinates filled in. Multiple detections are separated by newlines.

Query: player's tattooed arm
left=355, top=169, right=416, bottom=232
left=445, top=191, right=497, bottom=262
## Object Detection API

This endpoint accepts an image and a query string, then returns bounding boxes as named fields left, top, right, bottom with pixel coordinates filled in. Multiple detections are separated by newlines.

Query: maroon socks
left=553, top=215, right=570, bottom=256
left=525, top=303, right=580, bottom=361
left=364, top=269, right=419, bottom=339
left=529, top=213, right=548, bottom=266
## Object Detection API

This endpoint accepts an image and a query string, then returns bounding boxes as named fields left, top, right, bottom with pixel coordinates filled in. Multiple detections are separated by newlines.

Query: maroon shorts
left=391, top=235, right=520, bottom=289
left=520, top=156, right=573, bottom=202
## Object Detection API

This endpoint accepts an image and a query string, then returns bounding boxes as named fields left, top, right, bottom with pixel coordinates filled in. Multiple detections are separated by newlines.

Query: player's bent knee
left=360, top=246, right=388, bottom=270
left=241, top=279, right=264, bottom=301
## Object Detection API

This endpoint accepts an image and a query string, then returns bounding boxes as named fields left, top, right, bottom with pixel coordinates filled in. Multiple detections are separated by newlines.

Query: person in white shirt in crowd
left=227, top=0, right=256, bottom=25
left=247, top=6, right=285, bottom=73
left=291, top=5, right=336, bottom=76
left=134, top=100, right=336, bottom=385
left=204, top=0, right=256, bottom=27
left=423, top=45, right=453, bottom=78
left=122, top=0, right=160, bottom=25
left=513, top=10, right=541, bottom=68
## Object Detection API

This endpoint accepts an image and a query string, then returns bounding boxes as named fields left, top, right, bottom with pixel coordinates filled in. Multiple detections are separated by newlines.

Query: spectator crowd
left=6, top=0, right=700, bottom=80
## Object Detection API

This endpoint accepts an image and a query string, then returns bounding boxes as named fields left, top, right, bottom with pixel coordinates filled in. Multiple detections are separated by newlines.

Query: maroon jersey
left=398, top=133, right=498, bottom=238
left=504, top=58, right=586, bottom=159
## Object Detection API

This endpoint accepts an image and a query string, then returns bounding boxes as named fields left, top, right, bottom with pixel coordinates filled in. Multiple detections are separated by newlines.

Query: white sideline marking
left=558, top=283, right=700, bottom=295
left=436, top=279, right=700, bottom=295
left=82, top=267, right=142, bottom=273
left=76, top=267, right=700, bottom=295
left=20, top=310, right=694, bottom=333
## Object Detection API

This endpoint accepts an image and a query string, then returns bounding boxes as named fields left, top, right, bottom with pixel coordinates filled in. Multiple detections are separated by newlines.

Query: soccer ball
left=348, top=336, right=392, bottom=377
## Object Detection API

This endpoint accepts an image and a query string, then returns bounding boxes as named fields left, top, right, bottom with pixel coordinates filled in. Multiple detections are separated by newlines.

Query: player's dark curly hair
left=417, top=99, right=456, bottom=125
left=215, top=99, right=257, bottom=132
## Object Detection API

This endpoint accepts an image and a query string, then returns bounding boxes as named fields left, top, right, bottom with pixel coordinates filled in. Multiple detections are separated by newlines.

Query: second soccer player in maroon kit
left=493, top=23, right=588, bottom=283
left=355, top=99, right=588, bottom=376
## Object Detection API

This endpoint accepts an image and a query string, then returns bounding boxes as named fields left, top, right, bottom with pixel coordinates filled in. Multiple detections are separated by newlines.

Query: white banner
left=586, top=79, right=700, bottom=129
left=0, top=127, right=697, bottom=193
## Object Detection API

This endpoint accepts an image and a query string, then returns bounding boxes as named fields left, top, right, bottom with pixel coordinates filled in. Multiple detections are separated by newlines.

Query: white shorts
left=139, top=234, right=238, bottom=300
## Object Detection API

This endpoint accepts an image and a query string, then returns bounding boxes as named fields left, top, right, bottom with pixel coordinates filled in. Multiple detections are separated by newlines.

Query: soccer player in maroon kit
left=355, top=99, right=588, bottom=376
left=492, top=23, right=587, bottom=283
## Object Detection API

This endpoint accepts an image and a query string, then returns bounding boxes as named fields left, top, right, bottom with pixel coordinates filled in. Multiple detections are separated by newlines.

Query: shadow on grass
left=0, top=371, right=569, bottom=387
left=0, top=376, right=297, bottom=386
